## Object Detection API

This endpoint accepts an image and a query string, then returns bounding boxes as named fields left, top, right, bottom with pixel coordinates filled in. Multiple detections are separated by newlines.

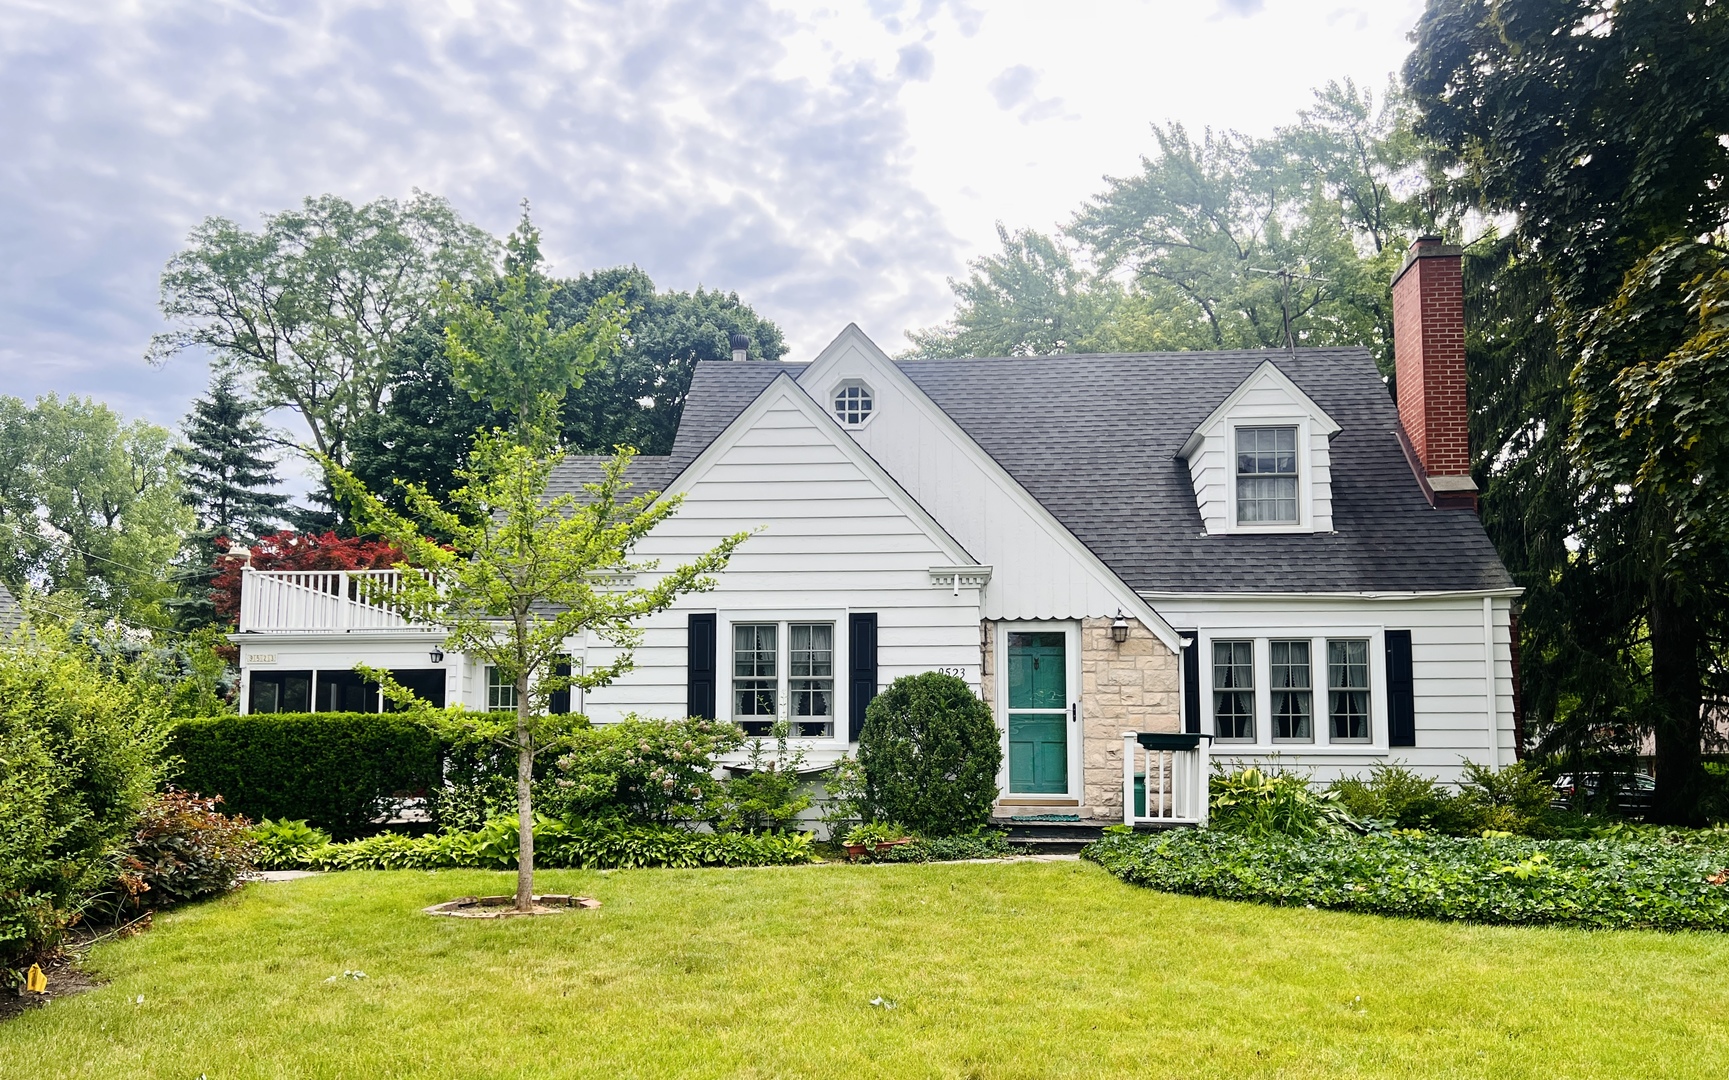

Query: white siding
left=1149, top=593, right=1518, bottom=785
left=582, top=387, right=983, bottom=746
left=1182, top=366, right=1336, bottom=535
left=798, top=334, right=1145, bottom=624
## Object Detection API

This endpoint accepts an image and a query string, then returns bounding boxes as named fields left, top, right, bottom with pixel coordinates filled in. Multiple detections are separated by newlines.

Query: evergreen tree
left=170, top=372, right=288, bottom=627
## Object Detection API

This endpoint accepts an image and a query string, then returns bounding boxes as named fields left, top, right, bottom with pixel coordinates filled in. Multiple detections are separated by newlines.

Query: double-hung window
left=733, top=624, right=778, bottom=735
left=1270, top=640, right=1312, bottom=741
left=733, top=621, right=835, bottom=738
left=1213, top=640, right=1255, bottom=740
left=1327, top=639, right=1371, bottom=741
left=1236, top=426, right=1299, bottom=524
left=486, top=666, right=517, bottom=712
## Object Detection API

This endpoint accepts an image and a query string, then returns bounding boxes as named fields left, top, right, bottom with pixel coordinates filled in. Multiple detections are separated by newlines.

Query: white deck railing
left=238, top=569, right=428, bottom=633
left=1122, top=731, right=1211, bottom=827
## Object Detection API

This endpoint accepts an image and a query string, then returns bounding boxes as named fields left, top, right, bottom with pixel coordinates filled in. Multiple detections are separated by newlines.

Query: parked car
left=1553, top=771, right=1655, bottom=815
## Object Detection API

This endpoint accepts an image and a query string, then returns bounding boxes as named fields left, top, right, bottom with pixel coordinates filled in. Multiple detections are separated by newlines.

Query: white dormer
left=1178, top=360, right=1341, bottom=535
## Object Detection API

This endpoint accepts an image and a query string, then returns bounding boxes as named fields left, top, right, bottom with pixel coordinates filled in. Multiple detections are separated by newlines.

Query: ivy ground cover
left=7, top=862, right=1729, bottom=1078
left=1085, top=828, right=1729, bottom=931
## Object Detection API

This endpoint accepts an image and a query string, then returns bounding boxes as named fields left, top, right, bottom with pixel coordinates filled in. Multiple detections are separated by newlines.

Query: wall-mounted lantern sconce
left=430, top=647, right=445, bottom=664
left=1111, top=611, right=1130, bottom=644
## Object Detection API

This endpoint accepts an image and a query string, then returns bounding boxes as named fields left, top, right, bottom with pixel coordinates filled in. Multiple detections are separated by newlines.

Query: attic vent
left=833, top=381, right=873, bottom=426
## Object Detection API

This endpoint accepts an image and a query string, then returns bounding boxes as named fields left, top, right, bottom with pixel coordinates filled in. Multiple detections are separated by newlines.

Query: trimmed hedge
left=252, top=817, right=815, bottom=871
left=1084, top=827, right=1729, bottom=932
left=171, top=713, right=441, bottom=838
left=858, top=672, right=1001, bottom=837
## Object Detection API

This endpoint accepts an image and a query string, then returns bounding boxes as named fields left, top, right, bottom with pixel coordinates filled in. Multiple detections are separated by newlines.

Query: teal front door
left=1007, top=631, right=1069, bottom=794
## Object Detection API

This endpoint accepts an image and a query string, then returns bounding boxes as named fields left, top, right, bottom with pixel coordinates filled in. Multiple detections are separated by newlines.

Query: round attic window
left=833, top=381, right=873, bottom=426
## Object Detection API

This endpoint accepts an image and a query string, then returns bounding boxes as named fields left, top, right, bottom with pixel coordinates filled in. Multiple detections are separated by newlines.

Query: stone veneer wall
left=1078, top=617, right=1180, bottom=821
left=980, top=618, right=1180, bottom=821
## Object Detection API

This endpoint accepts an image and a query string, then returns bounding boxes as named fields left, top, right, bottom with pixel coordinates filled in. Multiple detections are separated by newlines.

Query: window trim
left=1199, top=627, right=1386, bottom=752
left=485, top=665, right=518, bottom=713
left=1224, top=417, right=1314, bottom=534
left=1326, top=637, right=1373, bottom=744
left=1268, top=638, right=1314, bottom=744
left=830, top=379, right=877, bottom=428
left=1211, top=638, right=1256, bottom=742
left=719, top=610, right=848, bottom=743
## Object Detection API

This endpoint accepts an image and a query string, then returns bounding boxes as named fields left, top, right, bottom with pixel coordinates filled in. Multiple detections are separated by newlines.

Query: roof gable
left=1178, top=359, right=1341, bottom=459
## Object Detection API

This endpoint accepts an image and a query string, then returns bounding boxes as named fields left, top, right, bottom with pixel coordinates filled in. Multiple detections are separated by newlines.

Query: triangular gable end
left=659, top=370, right=980, bottom=571
left=1178, top=359, right=1341, bottom=460
left=796, top=326, right=1184, bottom=652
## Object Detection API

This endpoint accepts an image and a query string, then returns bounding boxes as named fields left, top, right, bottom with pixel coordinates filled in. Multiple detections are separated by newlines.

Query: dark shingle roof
left=552, top=351, right=1514, bottom=595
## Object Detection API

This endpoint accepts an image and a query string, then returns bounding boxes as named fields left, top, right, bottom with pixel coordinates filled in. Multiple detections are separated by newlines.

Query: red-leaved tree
left=211, top=531, right=407, bottom=625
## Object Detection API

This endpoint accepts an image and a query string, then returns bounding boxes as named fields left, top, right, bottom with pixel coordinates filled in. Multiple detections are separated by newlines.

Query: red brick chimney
left=1392, top=236, right=1477, bottom=510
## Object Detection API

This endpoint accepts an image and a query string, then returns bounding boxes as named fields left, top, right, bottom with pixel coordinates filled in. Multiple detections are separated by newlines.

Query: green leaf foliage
left=0, top=623, right=173, bottom=970
left=170, top=712, right=442, bottom=839
left=267, top=817, right=814, bottom=872
left=1085, top=827, right=1729, bottom=932
left=857, top=672, right=1001, bottom=838
left=538, top=716, right=744, bottom=827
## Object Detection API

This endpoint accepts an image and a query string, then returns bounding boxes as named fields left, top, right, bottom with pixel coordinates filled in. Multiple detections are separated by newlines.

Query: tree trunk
left=515, top=676, right=535, bottom=912
left=1649, top=589, right=1706, bottom=826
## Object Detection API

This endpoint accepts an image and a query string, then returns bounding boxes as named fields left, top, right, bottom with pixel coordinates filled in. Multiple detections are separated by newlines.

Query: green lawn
left=5, top=860, right=1728, bottom=1079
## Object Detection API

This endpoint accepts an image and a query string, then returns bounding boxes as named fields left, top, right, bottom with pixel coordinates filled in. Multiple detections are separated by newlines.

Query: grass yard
left=5, top=860, right=1728, bottom=1079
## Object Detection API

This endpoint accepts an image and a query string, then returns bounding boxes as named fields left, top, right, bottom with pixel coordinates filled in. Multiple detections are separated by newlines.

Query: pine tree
left=170, top=372, right=288, bottom=627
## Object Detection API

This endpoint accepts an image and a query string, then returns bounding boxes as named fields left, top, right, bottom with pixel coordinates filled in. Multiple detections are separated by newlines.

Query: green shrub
left=709, top=724, right=813, bottom=834
left=425, top=730, right=518, bottom=832
left=537, top=716, right=743, bottom=826
left=117, top=790, right=256, bottom=908
left=870, top=829, right=1013, bottom=863
left=1458, top=761, right=1560, bottom=836
left=1084, top=827, right=1729, bottom=931
left=170, top=712, right=442, bottom=838
left=857, top=672, right=1001, bottom=837
left=0, top=624, right=173, bottom=972
left=1210, top=767, right=1353, bottom=838
left=1327, top=765, right=1487, bottom=835
left=274, top=817, right=815, bottom=871
left=844, top=821, right=911, bottom=847
left=249, top=819, right=332, bottom=870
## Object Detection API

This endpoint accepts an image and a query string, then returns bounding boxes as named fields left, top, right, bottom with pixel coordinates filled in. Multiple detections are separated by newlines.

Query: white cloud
left=0, top=0, right=1425, bottom=438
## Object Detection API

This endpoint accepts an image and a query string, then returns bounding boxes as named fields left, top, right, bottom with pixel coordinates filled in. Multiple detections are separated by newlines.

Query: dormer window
left=833, top=381, right=873, bottom=426
left=1236, top=426, right=1299, bottom=524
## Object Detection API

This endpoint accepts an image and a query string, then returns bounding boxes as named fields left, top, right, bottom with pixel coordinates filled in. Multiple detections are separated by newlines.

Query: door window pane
left=1328, top=639, right=1371, bottom=741
left=1270, top=640, right=1312, bottom=740
left=1213, top=640, right=1255, bottom=740
left=788, top=623, right=833, bottom=737
left=1236, top=426, right=1299, bottom=523
left=1007, top=632, right=1067, bottom=709
left=1007, top=630, right=1069, bottom=794
left=733, top=623, right=778, bottom=735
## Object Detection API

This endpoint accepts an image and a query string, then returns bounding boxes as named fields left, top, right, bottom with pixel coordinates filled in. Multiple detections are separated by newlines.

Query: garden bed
left=1083, top=826, right=1729, bottom=931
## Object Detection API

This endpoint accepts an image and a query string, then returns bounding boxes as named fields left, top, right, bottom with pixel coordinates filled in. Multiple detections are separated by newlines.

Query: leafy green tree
left=553, top=267, right=787, bottom=455
left=149, top=192, right=496, bottom=473
left=1407, top=0, right=1729, bottom=822
left=330, top=437, right=747, bottom=911
left=0, top=396, right=190, bottom=626
left=443, top=208, right=627, bottom=438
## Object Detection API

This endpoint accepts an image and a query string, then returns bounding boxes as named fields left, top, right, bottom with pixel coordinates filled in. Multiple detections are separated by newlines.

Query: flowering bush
left=536, top=716, right=744, bottom=825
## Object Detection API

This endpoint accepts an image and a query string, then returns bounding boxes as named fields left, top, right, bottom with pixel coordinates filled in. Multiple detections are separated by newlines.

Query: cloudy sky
left=0, top=0, right=1423, bottom=438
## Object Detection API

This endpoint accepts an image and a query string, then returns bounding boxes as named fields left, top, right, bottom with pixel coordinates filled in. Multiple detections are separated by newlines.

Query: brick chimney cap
left=1393, top=235, right=1464, bottom=287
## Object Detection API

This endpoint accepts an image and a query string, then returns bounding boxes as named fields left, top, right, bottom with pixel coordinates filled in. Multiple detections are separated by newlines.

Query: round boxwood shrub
left=857, top=672, right=1001, bottom=837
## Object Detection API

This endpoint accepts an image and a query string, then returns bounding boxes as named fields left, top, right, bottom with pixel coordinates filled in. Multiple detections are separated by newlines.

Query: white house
left=231, top=238, right=1519, bottom=825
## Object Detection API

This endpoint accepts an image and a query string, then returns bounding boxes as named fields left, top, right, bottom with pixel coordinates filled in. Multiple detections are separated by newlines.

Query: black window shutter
left=687, top=614, right=716, bottom=720
left=1180, top=632, right=1201, bottom=734
left=548, top=658, right=572, bottom=715
left=1386, top=629, right=1415, bottom=747
left=848, top=613, right=878, bottom=743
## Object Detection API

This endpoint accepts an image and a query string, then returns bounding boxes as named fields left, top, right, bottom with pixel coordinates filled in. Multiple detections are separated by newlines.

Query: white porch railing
left=238, top=569, right=428, bottom=633
left=1122, top=731, right=1212, bottom=827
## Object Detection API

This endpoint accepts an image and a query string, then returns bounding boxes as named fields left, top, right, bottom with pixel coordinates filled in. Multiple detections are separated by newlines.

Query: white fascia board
left=226, top=630, right=446, bottom=644
left=1139, top=587, right=1525, bottom=601
left=658, top=370, right=980, bottom=570
left=1178, top=359, right=1342, bottom=460
left=797, top=324, right=1185, bottom=653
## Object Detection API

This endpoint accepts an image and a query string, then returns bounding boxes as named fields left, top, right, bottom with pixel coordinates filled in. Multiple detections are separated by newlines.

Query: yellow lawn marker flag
left=24, top=963, right=47, bottom=993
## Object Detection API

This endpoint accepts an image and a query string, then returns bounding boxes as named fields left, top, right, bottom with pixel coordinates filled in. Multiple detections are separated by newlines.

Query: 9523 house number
left=933, top=667, right=968, bottom=678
